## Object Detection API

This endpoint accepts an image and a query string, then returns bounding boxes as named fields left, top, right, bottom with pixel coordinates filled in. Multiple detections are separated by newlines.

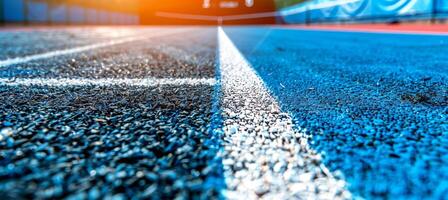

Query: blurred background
left=0, top=0, right=140, bottom=25
left=0, top=0, right=447, bottom=25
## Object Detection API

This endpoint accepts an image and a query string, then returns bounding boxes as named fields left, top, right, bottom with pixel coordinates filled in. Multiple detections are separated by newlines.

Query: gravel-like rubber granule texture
left=0, top=28, right=143, bottom=60
left=0, top=85, right=224, bottom=199
left=217, top=28, right=350, bottom=199
left=224, top=27, right=448, bottom=199
left=0, top=28, right=217, bottom=79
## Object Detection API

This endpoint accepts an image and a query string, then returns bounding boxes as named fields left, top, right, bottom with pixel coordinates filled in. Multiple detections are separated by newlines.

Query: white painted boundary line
left=0, top=78, right=216, bottom=87
left=156, top=12, right=218, bottom=21
left=218, top=27, right=351, bottom=199
left=284, top=26, right=448, bottom=36
left=0, top=29, right=190, bottom=68
left=156, top=11, right=280, bottom=21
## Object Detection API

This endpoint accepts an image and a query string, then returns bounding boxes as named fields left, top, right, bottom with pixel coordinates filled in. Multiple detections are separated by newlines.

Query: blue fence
left=280, top=0, right=448, bottom=24
left=0, top=0, right=139, bottom=24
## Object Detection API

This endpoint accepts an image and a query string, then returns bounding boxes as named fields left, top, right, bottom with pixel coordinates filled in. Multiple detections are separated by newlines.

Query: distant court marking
left=0, top=29, right=190, bottom=68
left=0, top=78, right=216, bottom=87
left=281, top=26, right=448, bottom=36
left=156, top=12, right=219, bottom=21
left=156, top=11, right=279, bottom=21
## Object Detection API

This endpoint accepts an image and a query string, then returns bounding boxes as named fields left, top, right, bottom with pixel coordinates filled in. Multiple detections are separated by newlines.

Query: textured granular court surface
left=0, top=27, right=224, bottom=199
left=0, top=26, right=447, bottom=199
left=224, top=26, right=448, bottom=199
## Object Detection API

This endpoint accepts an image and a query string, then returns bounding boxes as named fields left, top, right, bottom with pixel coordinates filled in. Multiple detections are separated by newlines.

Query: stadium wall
left=280, top=0, right=448, bottom=24
left=0, top=0, right=139, bottom=25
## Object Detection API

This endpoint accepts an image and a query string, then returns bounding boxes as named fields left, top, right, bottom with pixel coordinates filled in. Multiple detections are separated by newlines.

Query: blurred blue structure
left=86, top=8, right=98, bottom=24
left=3, top=0, right=25, bottom=22
left=50, top=4, right=67, bottom=23
left=0, top=0, right=139, bottom=25
left=69, top=5, right=85, bottom=24
left=280, top=0, right=448, bottom=24
left=28, top=0, right=48, bottom=23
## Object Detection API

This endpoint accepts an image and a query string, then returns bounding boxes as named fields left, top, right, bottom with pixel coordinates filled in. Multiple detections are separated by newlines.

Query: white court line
left=156, top=11, right=281, bottom=21
left=218, top=27, right=351, bottom=199
left=286, top=27, right=448, bottom=36
left=0, top=78, right=216, bottom=87
left=156, top=12, right=219, bottom=21
left=0, top=29, right=190, bottom=68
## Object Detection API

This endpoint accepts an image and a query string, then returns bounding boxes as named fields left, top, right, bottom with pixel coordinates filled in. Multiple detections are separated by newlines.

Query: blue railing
left=0, top=0, right=139, bottom=25
left=280, top=0, right=448, bottom=24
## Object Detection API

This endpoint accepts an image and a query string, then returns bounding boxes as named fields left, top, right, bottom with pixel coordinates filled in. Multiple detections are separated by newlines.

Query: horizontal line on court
left=279, top=26, right=448, bottom=36
left=0, top=77, right=216, bottom=87
left=0, top=29, right=190, bottom=68
left=156, top=11, right=280, bottom=21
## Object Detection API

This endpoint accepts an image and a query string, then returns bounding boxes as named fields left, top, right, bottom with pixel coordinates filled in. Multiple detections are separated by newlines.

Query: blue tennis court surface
left=224, top=27, right=448, bottom=199
left=0, top=26, right=447, bottom=199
